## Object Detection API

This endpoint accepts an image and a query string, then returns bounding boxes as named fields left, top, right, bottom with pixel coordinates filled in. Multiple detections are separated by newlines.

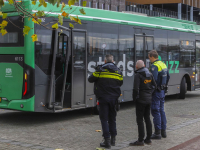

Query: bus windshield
left=0, top=16, right=24, bottom=46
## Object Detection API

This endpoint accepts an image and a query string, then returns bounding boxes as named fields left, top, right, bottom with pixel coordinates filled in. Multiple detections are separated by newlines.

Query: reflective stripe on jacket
left=88, top=63, right=123, bottom=99
left=93, top=71, right=123, bottom=81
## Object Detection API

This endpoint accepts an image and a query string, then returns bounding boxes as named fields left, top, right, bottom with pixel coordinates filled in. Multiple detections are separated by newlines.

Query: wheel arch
left=183, top=73, right=191, bottom=91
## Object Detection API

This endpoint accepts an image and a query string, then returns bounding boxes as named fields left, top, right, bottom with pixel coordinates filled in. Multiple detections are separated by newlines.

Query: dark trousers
left=151, top=91, right=167, bottom=130
left=99, top=98, right=117, bottom=139
left=136, top=102, right=152, bottom=142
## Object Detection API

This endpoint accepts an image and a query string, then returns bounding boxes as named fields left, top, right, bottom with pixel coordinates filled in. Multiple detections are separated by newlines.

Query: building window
left=108, top=4, right=111, bottom=10
left=116, top=5, right=119, bottom=11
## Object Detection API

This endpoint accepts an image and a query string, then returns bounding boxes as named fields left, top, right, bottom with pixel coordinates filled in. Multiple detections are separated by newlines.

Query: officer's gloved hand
left=157, top=87, right=161, bottom=92
left=164, top=86, right=168, bottom=93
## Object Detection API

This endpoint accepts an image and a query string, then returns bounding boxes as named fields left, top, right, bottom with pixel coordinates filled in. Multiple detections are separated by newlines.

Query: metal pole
left=79, top=0, right=81, bottom=6
left=96, top=2, right=98, bottom=8
left=190, top=6, right=193, bottom=21
left=150, top=4, right=153, bottom=11
left=186, top=5, right=188, bottom=20
left=127, top=5, right=130, bottom=11
left=178, top=3, right=182, bottom=19
left=89, top=1, right=92, bottom=8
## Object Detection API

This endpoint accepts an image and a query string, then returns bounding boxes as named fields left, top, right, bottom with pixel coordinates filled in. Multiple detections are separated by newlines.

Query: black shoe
left=129, top=140, right=144, bottom=146
left=151, top=133, right=161, bottom=139
left=111, top=136, right=116, bottom=146
left=151, top=129, right=161, bottom=139
left=161, top=130, right=167, bottom=138
left=100, top=138, right=111, bottom=149
left=144, top=139, right=152, bottom=145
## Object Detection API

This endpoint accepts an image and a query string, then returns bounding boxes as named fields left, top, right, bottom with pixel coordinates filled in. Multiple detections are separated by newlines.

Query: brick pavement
left=0, top=91, right=199, bottom=150
left=0, top=137, right=56, bottom=150
left=168, top=135, right=200, bottom=150
left=115, top=116, right=200, bottom=150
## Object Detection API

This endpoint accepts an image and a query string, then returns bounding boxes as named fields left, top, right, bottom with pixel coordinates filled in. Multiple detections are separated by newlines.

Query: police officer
left=88, top=54, right=123, bottom=149
left=129, top=60, right=156, bottom=146
left=148, top=50, right=170, bottom=139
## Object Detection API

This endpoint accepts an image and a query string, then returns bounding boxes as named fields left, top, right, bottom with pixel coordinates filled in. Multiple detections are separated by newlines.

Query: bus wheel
left=178, top=77, right=186, bottom=99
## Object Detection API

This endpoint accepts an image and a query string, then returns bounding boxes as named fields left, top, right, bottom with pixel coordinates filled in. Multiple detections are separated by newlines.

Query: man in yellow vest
left=148, top=50, right=170, bottom=139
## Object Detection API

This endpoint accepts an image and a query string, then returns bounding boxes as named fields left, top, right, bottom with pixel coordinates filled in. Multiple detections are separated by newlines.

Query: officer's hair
left=105, top=55, right=114, bottom=63
left=136, top=60, right=144, bottom=69
left=148, top=50, right=158, bottom=58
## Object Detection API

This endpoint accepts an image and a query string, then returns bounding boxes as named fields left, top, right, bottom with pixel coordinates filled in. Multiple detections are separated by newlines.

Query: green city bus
left=0, top=0, right=200, bottom=112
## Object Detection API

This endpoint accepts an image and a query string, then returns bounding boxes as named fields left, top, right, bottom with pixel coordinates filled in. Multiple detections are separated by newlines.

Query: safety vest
left=151, top=60, right=168, bottom=86
left=153, top=61, right=167, bottom=72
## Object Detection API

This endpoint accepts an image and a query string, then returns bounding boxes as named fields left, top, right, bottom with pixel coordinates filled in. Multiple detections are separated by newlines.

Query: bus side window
left=35, top=41, right=42, bottom=55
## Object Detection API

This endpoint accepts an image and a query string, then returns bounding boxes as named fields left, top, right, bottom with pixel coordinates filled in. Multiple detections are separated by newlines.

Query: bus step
left=51, top=102, right=63, bottom=110
left=54, top=106, right=63, bottom=109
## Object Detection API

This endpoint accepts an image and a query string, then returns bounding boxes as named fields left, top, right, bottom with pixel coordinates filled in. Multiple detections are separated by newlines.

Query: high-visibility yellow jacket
left=88, top=63, right=123, bottom=99
left=149, top=59, right=170, bottom=87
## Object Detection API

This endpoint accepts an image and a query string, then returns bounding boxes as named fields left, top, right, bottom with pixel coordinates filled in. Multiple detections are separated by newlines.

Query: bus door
left=48, top=26, right=71, bottom=110
left=134, top=34, right=154, bottom=69
left=195, top=41, right=200, bottom=88
left=71, top=29, right=87, bottom=109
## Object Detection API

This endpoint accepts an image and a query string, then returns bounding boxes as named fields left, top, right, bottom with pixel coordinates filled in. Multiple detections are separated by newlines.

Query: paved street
left=0, top=91, right=200, bottom=150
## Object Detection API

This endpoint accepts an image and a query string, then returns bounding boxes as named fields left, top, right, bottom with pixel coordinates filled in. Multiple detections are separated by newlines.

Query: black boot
left=151, top=129, right=161, bottom=139
left=161, top=130, right=167, bottom=138
left=111, top=136, right=116, bottom=146
left=144, top=138, right=152, bottom=145
left=100, top=138, right=111, bottom=149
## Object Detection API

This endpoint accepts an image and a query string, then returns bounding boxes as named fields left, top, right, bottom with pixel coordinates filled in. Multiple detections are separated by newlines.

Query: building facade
left=62, top=0, right=126, bottom=12
left=61, top=0, right=200, bottom=24
left=125, top=0, right=200, bottom=23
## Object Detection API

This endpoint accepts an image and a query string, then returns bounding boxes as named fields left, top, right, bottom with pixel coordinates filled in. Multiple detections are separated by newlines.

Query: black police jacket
left=88, top=63, right=123, bottom=99
left=133, top=67, right=157, bottom=104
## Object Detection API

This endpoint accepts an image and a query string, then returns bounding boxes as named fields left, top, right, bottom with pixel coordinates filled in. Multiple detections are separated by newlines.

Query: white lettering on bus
left=127, top=61, right=134, bottom=77
left=117, top=54, right=126, bottom=76
left=88, top=54, right=134, bottom=77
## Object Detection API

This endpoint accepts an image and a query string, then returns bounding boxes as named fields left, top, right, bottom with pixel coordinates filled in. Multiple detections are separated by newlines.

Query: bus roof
left=2, top=0, right=200, bottom=33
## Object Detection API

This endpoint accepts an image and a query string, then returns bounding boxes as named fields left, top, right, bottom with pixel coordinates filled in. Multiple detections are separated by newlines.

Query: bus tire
left=185, top=82, right=187, bottom=94
left=178, top=77, right=186, bottom=99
